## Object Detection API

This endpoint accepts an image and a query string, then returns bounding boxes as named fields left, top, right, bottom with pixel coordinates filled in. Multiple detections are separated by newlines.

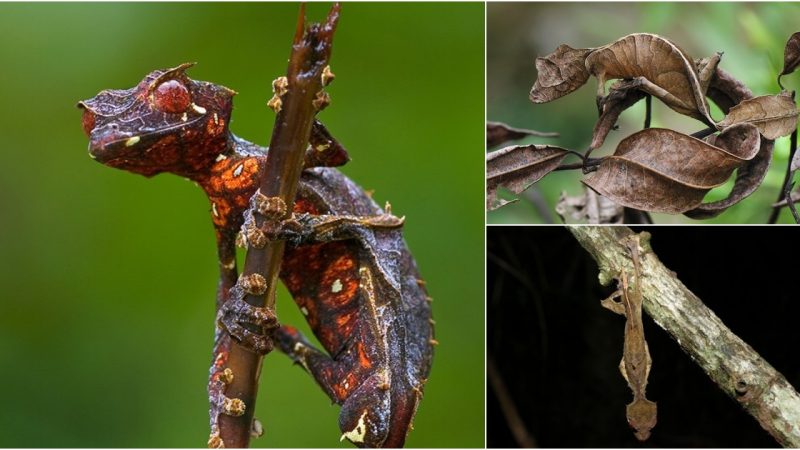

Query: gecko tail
left=627, top=398, right=657, bottom=441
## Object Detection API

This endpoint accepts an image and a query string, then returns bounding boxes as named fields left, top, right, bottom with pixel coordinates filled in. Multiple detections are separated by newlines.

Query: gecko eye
left=153, top=80, right=191, bottom=114
left=81, top=109, right=96, bottom=136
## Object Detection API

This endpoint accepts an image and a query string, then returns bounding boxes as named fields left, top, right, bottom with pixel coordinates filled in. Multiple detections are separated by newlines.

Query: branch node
left=322, top=65, right=335, bottom=86
left=222, top=397, right=246, bottom=417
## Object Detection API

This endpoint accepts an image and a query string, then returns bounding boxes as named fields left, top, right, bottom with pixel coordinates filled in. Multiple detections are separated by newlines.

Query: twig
left=772, top=188, right=800, bottom=207
left=555, top=157, right=601, bottom=171
left=488, top=356, right=537, bottom=448
left=643, top=94, right=652, bottom=129
left=217, top=4, right=340, bottom=446
left=690, top=127, right=716, bottom=139
left=569, top=226, right=800, bottom=447
left=768, top=129, right=798, bottom=223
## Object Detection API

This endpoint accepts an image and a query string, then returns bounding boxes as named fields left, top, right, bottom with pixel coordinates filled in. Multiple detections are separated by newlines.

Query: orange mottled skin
left=80, top=64, right=434, bottom=447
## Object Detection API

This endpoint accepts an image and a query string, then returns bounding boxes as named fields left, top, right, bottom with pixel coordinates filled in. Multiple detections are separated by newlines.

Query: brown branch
left=217, top=4, right=340, bottom=447
left=569, top=226, right=800, bottom=447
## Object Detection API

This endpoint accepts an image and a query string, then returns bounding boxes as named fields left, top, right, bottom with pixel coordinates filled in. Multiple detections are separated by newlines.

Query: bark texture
left=569, top=226, right=800, bottom=447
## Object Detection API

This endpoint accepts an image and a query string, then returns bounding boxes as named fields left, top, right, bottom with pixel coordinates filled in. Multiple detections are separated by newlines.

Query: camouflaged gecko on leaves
left=487, top=32, right=800, bottom=221
left=79, top=63, right=434, bottom=448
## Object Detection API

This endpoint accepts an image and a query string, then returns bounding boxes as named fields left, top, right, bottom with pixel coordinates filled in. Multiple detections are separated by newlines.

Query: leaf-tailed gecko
left=601, top=233, right=657, bottom=441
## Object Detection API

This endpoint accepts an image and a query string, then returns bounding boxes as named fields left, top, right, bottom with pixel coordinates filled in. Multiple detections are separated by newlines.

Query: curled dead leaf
left=779, top=32, right=800, bottom=89
left=685, top=69, right=775, bottom=219
left=582, top=126, right=760, bottom=213
left=706, top=65, right=754, bottom=113
left=487, top=144, right=570, bottom=210
left=585, top=33, right=717, bottom=125
left=486, top=121, right=559, bottom=148
left=530, top=45, right=594, bottom=103
left=717, top=92, right=798, bottom=140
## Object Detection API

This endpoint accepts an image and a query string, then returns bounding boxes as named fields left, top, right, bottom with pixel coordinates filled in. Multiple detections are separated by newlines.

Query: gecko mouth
left=88, top=115, right=206, bottom=163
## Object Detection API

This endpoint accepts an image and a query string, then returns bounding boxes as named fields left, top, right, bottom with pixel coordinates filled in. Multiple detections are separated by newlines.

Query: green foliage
left=487, top=2, right=800, bottom=224
left=0, top=3, right=484, bottom=447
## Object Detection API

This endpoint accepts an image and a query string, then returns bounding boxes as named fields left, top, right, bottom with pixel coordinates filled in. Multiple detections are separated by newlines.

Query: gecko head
left=78, top=63, right=236, bottom=178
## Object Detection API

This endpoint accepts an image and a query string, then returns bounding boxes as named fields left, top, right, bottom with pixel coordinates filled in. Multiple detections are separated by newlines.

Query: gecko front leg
left=215, top=192, right=288, bottom=355
left=219, top=190, right=403, bottom=355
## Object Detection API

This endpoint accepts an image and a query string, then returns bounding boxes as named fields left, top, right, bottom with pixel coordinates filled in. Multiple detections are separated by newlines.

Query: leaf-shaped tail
left=627, top=397, right=657, bottom=441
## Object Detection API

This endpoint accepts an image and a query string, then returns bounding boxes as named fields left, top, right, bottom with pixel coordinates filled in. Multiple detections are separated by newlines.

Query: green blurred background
left=0, top=3, right=484, bottom=447
left=488, top=2, right=800, bottom=224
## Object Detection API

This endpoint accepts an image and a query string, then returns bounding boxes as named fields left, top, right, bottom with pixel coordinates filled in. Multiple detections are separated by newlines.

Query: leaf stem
left=690, top=127, right=716, bottom=139
left=556, top=157, right=601, bottom=171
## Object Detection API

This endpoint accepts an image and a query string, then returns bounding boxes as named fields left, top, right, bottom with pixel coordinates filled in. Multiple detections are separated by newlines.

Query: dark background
left=488, top=226, right=800, bottom=447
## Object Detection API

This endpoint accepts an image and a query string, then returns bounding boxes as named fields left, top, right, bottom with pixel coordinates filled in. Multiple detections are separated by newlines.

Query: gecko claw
left=217, top=287, right=279, bottom=354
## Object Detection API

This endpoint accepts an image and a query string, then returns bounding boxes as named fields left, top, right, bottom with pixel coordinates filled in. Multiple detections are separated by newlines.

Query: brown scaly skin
left=78, top=63, right=434, bottom=447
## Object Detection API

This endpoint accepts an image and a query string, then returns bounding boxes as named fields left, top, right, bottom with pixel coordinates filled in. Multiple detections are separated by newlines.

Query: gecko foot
left=217, top=287, right=279, bottom=354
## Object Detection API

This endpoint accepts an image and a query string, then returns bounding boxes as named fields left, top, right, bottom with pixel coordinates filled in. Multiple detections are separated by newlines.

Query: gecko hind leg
left=274, top=325, right=391, bottom=447
left=600, top=289, right=627, bottom=316
left=274, top=325, right=350, bottom=403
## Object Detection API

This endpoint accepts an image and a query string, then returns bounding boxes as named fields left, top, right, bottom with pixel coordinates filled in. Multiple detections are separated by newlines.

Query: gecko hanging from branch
left=600, top=232, right=657, bottom=441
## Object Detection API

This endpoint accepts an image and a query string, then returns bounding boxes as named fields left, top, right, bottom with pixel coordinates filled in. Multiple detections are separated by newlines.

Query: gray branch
left=569, top=225, right=800, bottom=447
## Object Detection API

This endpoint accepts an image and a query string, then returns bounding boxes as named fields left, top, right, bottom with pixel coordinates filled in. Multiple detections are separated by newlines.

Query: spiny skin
left=79, top=64, right=434, bottom=447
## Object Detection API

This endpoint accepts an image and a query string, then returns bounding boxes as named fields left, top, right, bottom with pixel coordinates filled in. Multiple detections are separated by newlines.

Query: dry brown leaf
left=717, top=92, right=798, bottom=140
left=487, top=144, right=570, bottom=210
left=582, top=126, right=759, bottom=213
left=585, top=33, right=717, bottom=125
left=779, top=32, right=800, bottom=89
left=530, top=45, right=594, bottom=103
left=486, top=121, right=559, bottom=148
left=685, top=69, right=774, bottom=219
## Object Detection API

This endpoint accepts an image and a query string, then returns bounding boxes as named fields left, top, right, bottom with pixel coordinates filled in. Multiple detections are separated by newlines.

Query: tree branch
left=569, top=226, right=800, bottom=447
left=217, top=4, right=340, bottom=447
